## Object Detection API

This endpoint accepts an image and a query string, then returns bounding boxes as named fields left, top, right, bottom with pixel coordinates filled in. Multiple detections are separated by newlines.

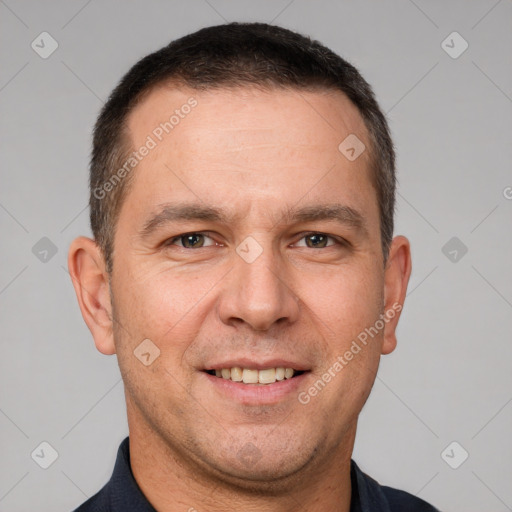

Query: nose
left=217, top=242, right=300, bottom=331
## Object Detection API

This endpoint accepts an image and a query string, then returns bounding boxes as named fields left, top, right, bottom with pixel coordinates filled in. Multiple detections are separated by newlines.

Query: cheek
left=114, top=264, right=214, bottom=350
left=297, top=262, right=383, bottom=342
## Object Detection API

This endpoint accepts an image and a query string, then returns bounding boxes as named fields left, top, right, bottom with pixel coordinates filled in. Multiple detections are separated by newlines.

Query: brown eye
left=168, top=233, right=215, bottom=248
left=181, top=234, right=204, bottom=248
left=295, top=233, right=338, bottom=249
left=305, top=234, right=330, bottom=248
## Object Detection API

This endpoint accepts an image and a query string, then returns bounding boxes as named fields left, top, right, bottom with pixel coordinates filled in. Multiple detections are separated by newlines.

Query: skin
left=68, top=85, right=411, bottom=512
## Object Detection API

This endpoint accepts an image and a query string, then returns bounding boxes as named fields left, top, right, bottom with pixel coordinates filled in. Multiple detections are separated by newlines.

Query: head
left=69, top=22, right=411, bottom=492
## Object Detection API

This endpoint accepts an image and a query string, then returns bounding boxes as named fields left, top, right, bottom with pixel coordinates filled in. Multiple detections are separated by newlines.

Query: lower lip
left=201, top=371, right=309, bottom=405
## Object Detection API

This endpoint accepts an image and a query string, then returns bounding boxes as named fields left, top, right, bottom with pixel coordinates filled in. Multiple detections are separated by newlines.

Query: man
left=68, top=22, right=439, bottom=511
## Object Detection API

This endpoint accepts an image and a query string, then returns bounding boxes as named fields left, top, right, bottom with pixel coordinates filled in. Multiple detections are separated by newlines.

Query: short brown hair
left=90, top=22, right=396, bottom=274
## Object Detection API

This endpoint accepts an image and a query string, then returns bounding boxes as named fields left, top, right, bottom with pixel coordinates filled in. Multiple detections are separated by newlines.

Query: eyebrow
left=137, top=202, right=368, bottom=239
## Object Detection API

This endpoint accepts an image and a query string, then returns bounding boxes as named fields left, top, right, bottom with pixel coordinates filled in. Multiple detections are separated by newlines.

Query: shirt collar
left=106, top=437, right=156, bottom=511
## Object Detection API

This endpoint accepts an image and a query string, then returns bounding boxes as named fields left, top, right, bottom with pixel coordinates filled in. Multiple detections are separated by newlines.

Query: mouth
left=204, top=367, right=306, bottom=385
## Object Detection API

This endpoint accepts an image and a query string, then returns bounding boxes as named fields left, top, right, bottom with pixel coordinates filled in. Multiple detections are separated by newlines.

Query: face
left=70, top=84, right=411, bottom=488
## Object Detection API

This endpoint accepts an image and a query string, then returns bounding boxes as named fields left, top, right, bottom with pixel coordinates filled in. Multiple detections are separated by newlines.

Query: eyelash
left=165, top=231, right=346, bottom=249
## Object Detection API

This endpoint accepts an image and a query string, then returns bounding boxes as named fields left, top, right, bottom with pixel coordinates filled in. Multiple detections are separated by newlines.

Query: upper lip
left=203, top=358, right=310, bottom=371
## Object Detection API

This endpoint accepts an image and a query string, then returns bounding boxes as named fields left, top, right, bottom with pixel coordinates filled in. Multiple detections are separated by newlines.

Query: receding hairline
left=122, top=79, right=376, bottom=166
left=104, top=80, right=383, bottom=275
left=118, top=79, right=379, bottom=191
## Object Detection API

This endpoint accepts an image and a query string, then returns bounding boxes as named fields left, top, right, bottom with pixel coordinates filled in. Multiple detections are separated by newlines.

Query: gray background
left=1, top=1, right=511, bottom=511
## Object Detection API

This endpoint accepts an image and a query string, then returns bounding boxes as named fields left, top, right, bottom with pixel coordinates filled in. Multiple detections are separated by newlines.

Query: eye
left=166, top=232, right=217, bottom=249
left=294, top=232, right=341, bottom=249
left=164, top=232, right=346, bottom=250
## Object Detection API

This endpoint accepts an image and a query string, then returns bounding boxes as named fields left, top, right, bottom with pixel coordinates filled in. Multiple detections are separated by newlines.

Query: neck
left=126, top=408, right=355, bottom=512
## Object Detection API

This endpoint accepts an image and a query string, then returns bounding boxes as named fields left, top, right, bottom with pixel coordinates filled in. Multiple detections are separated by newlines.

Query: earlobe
left=67, top=236, right=116, bottom=355
left=381, top=235, right=412, bottom=355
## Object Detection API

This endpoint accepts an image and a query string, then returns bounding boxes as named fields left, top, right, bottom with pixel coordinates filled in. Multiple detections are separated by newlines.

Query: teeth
left=211, top=367, right=297, bottom=384
left=230, top=367, right=243, bottom=382
left=258, top=368, right=276, bottom=384
left=242, top=369, right=259, bottom=383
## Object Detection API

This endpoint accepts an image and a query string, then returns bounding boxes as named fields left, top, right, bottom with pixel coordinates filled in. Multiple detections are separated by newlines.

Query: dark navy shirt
left=74, top=437, right=440, bottom=511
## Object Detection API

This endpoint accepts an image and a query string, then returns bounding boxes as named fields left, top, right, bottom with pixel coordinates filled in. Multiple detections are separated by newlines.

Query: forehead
left=127, top=84, right=369, bottom=154
left=120, top=84, right=377, bottom=231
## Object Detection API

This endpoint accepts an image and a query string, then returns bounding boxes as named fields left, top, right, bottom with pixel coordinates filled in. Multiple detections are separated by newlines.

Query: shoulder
left=72, top=485, right=110, bottom=512
left=380, top=484, right=440, bottom=511
left=351, top=460, right=441, bottom=512
left=72, top=481, right=111, bottom=512
left=71, top=438, right=129, bottom=512
left=71, top=437, right=157, bottom=512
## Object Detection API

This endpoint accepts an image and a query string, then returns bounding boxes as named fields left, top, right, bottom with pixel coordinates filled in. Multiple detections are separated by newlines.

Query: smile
left=204, top=367, right=304, bottom=385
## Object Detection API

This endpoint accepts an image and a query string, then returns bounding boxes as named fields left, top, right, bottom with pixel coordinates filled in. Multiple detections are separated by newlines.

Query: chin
left=201, top=442, right=315, bottom=492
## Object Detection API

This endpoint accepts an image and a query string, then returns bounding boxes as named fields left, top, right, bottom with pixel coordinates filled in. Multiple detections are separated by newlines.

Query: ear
left=67, top=236, right=116, bottom=355
left=381, top=235, right=412, bottom=355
